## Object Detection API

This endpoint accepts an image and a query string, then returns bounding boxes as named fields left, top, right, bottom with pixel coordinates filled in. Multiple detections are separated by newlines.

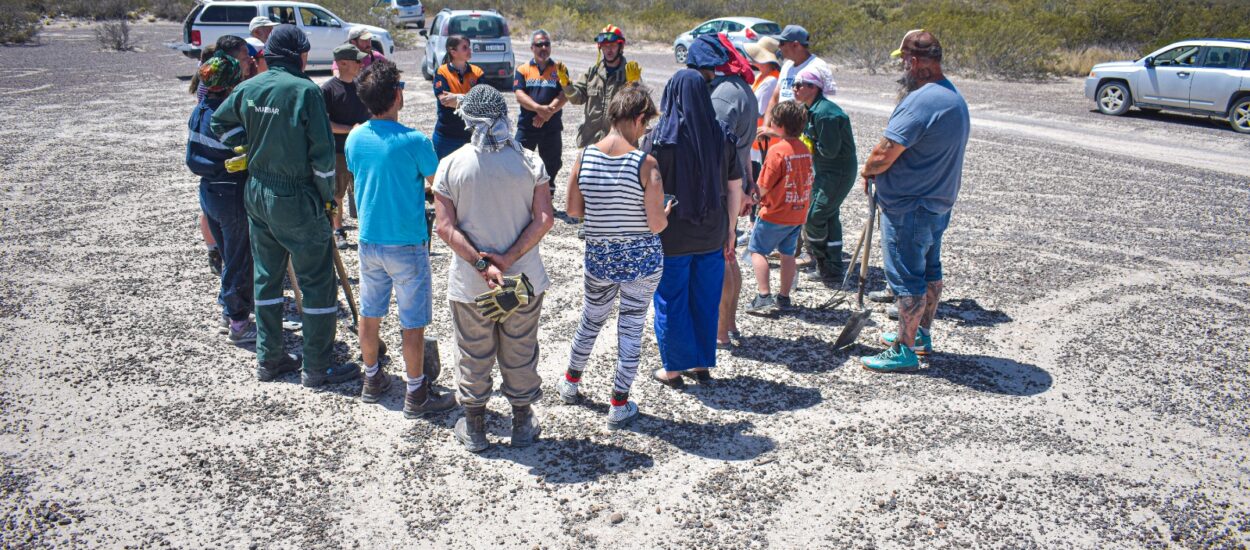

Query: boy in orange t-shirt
left=746, top=100, right=812, bottom=315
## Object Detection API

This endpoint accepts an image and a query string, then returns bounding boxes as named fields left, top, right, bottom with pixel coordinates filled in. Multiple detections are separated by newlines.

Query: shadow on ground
left=684, top=375, right=822, bottom=414
left=912, top=352, right=1052, bottom=396
left=481, top=438, right=655, bottom=483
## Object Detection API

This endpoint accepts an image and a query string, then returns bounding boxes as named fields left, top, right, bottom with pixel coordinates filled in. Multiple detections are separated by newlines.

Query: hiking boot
left=745, top=294, right=778, bottom=316
left=880, top=328, right=933, bottom=355
left=867, top=288, right=895, bottom=303
left=334, top=230, right=350, bottom=250
left=556, top=378, right=580, bottom=404
left=227, top=321, right=258, bottom=345
left=607, top=401, right=639, bottom=430
left=403, top=378, right=456, bottom=418
left=301, top=362, right=361, bottom=388
left=207, top=248, right=222, bottom=276
left=510, top=404, right=541, bottom=448
left=861, top=344, right=921, bottom=373
left=257, top=353, right=301, bottom=382
left=454, top=406, right=489, bottom=453
left=360, top=369, right=392, bottom=404
left=776, top=295, right=793, bottom=310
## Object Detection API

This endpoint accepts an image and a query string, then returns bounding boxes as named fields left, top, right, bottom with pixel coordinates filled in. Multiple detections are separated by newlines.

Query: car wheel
left=674, top=44, right=687, bottom=64
left=421, top=60, right=433, bottom=81
left=1095, top=81, right=1131, bottom=116
left=1229, top=97, right=1250, bottom=134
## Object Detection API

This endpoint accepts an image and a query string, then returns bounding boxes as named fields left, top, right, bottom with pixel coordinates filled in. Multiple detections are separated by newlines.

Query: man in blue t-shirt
left=858, top=30, right=970, bottom=372
left=345, top=60, right=456, bottom=416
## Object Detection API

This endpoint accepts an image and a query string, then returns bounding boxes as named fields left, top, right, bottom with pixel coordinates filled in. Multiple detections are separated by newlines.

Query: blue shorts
left=747, top=219, right=803, bottom=257
left=880, top=207, right=950, bottom=297
left=359, top=243, right=433, bottom=330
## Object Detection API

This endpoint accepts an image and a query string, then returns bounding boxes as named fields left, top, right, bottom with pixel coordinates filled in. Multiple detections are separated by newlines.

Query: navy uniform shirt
left=512, top=59, right=563, bottom=134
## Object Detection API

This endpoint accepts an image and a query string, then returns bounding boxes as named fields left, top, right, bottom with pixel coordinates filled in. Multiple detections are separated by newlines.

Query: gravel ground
left=1, top=22, right=1248, bottom=548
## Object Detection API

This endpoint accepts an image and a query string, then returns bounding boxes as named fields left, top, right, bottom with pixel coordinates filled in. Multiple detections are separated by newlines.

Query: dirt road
left=1, top=22, right=1247, bottom=548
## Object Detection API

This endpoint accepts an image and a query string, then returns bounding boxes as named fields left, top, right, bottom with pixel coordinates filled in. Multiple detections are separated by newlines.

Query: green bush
left=0, top=0, right=41, bottom=44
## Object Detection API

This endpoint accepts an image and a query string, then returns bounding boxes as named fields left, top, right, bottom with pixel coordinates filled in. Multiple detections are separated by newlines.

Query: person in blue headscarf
left=642, top=69, right=745, bottom=387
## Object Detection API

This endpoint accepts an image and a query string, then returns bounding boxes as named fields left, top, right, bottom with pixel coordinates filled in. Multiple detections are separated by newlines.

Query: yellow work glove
left=325, top=200, right=339, bottom=219
left=800, top=134, right=815, bottom=154
left=624, top=60, right=641, bottom=83
left=556, top=62, right=570, bottom=88
left=474, top=273, right=534, bottom=323
left=224, top=145, right=248, bottom=173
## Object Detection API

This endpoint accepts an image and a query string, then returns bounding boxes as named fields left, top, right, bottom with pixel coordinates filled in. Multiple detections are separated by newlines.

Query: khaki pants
left=450, top=294, right=544, bottom=407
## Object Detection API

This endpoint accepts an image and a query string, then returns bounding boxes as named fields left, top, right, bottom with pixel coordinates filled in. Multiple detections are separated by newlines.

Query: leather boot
left=510, top=404, right=542, bottom=448
left=404, top=377, right=456, bottom=419
left=454, top=406, right=489, bottom=453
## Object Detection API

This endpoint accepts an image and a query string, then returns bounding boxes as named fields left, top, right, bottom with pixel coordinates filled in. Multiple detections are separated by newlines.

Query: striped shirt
left=577, top=146, right=651, bottom=238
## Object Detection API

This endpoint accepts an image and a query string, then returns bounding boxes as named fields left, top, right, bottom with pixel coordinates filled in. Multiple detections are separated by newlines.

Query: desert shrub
left=95, top=17, right=133, bottom=50
left=0, top=0, right=41, bottom=44
left=1049, top=45, right=1141, bottom=77
left=145, top=0, right=192, bottom=21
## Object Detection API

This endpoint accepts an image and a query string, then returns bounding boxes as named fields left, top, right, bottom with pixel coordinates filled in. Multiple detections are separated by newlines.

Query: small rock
left=609, top=512, right=624, bottom=524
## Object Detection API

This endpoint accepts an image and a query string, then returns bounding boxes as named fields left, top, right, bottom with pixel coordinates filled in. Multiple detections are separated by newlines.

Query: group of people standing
left=185, top=20, right=969, bottom=452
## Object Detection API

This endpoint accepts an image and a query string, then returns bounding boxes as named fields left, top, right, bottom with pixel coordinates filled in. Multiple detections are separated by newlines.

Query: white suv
left=170, top=1, right=394, bottom=68
left=420, top=9, right=514, bottom=86
left=1085, top=39, right=1250, bottom=134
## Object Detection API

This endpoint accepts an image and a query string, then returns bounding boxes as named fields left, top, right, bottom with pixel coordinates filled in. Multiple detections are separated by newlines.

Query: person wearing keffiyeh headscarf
left=432, top=83, right=554, bottom=452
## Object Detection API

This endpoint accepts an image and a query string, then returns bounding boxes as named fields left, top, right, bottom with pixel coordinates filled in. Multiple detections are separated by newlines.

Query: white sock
left=406, top=374, right=425, bottom=392
left=364, top=362, right=380, bottom=377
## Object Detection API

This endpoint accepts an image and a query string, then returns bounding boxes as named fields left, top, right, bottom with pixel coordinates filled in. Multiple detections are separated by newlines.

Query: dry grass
left=1049, top=46, right=1141, bottom=77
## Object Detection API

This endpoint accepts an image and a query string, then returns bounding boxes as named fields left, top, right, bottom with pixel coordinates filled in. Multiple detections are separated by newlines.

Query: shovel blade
left=834, top=309, right=871, bottom=350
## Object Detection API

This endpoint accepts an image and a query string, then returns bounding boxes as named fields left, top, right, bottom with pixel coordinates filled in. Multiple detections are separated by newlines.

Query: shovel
left=817, top=218, right=867, bottom=310
left=833, top=181, right=877, bottom=350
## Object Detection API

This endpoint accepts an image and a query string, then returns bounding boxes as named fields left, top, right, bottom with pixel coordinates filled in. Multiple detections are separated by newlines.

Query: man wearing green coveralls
left=212, top=24, right=359, bottom=386
left=791, top=66, right=856, bottom=283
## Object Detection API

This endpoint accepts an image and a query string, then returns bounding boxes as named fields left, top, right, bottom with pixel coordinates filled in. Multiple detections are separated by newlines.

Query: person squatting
left=187, top=25, right=969, bottom=452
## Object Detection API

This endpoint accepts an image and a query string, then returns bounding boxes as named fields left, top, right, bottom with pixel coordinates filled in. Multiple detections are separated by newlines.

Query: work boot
left=403, top=377, right=456, bottom=418
left=815, top=261, right=839, bottom=286
left=861, top=344, right=921, bottom=373
left=360, top=368, right=392, bottom=404
left=301, top=362, right=361, bottom=388
left=867, top=288, right=895, bottom=303
left=454, top=406, right=490, bottom=453
left=256, top=353, right=301, bottom=382
left=510, top=404, right=541, bottom=448
left=880, top=328, right=933, bottom=355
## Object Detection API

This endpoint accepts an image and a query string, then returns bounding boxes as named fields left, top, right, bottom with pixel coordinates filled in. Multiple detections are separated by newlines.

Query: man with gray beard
left=859, top=30, right=970, bottom=372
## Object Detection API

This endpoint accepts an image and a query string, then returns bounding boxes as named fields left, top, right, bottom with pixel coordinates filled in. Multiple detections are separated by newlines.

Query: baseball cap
left=744, top=36, right=780, bottom=66
left=248, top=16, right=278, bottom=33
left=332, top=44, right=367, bottom=62
left=348, top=27, right=374, bottom=42
left=775, top=25, right=809, bottom=46
left=891, top=29, right=943, bottom=59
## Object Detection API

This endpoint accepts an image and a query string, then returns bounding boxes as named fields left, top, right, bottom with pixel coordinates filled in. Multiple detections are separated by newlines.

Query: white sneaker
left=556, top=378, right=580, bottom=404
left=607, top=401, right=639, bottom=430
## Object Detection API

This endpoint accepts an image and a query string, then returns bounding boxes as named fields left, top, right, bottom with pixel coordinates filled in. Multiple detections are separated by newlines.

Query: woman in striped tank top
left=558, top=83, right=671, bottom=429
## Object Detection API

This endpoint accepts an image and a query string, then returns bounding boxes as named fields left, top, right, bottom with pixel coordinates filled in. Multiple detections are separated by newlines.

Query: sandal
left=653, top=369, right=685, bottom=389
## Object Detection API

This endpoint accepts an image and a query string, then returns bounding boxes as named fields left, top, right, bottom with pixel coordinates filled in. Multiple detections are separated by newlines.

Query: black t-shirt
left=644, top=135, right=742, bottom=257
left=321, top=78, right=371, bottom=154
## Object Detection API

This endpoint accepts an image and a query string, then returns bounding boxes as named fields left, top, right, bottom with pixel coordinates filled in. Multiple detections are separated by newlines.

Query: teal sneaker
left=861, top=344, right=921, bottom=372
left=879, top=329, right=933, bottom=355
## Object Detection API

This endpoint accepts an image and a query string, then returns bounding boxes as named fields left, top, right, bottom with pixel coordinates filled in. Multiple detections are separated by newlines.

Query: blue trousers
left=433, top=132, right=468, bottom=160
left=880, top=207, right=950, bottom=297
left=199, top=181, right=253, bottom=321
left=653, top=250, right=724, bottom=371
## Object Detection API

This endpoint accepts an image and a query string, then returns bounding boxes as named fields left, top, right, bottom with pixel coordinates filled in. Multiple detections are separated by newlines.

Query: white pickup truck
left=168, top=0, right=394, bottom=68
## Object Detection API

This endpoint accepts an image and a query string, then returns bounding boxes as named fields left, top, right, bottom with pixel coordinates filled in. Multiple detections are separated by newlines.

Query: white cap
left=248, top=16, right=278, bottom=33
left=348, top=27, right=374, bottom=42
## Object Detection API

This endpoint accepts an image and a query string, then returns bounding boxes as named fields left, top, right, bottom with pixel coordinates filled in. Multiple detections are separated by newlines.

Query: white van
left=169, top=1, right=394, bottom=68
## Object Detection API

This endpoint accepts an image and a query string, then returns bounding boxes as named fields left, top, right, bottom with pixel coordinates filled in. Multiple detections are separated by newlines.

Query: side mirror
left=1143, top=56, right=1154, bottom=67
left=418, top=29, right=428, bottom=38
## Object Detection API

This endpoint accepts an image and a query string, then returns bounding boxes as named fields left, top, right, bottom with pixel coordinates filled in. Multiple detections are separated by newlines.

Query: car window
left=1200, top=46, right=1246, bottom=69
left=299, top=7, right=336, bottom=27
left=199, top=5, right=257, bottom=23
left=693, top=21, right=719, bottom=35
left=1154, top=45, right=1200, bottom=67
left=429, top=14, right=441, bottom=35
left=268, top=7, right=296, bottom=25
left=448, top=15, right=504, bottom=39
left=397, top=0, right=420, bottom=5
left=752, top=22, right=781, bottom=35
left=723, top=21, right=745, bottom=33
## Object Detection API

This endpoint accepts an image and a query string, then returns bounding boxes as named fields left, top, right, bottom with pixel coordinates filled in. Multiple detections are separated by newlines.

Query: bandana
left=264, top=24, right=310, bottom=63
left=199, top=52, right=242, bottom=93
left=456, top=84, right=519, bottom=153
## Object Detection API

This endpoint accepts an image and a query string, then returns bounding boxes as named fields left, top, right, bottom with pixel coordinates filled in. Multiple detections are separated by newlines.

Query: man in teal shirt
left=346, top=60, right=456, bottom=417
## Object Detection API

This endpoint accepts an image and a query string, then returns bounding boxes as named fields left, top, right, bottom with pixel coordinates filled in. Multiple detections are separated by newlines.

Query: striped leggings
left=567, top=270, right=663, bottom=395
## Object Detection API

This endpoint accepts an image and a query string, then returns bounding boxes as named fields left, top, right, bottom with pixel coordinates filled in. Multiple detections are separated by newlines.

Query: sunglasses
left=792, top=82, right=813, bottom=89
left=532, top=41, right=550, bottom=48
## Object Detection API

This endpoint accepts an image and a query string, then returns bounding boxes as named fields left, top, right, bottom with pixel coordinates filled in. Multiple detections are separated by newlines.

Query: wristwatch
left=474, top=257, right=490, bottom=272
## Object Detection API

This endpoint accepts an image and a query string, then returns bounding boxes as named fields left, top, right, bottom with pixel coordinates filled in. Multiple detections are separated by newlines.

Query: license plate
left=482, top=43, right=505, bottom=52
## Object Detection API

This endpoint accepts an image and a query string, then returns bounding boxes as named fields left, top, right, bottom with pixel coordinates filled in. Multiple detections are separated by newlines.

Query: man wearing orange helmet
left=561, top=25, right=642, bottom=149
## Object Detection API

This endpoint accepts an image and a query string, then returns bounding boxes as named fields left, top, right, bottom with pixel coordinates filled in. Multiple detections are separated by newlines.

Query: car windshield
left=752, top=22, right=781, bottom=35
left=397, top=0, right=419, bottom=6
left=448, top=15, right=505, bottom=38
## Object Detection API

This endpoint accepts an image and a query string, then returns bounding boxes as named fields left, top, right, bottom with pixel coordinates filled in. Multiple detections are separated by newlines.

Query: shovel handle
left=856, top=180, right=877, bottom=307
left=331, top=243, right=360, bottom=328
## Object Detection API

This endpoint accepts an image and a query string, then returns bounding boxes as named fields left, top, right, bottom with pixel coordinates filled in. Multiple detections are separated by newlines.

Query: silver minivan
left=420, top=9, right=514, bottom=86
left=1085, top=39, right=1250, bottom=134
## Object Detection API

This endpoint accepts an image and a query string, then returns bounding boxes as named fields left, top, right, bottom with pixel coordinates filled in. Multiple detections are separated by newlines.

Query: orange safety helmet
left=595, top=25, right=625, bottom=46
